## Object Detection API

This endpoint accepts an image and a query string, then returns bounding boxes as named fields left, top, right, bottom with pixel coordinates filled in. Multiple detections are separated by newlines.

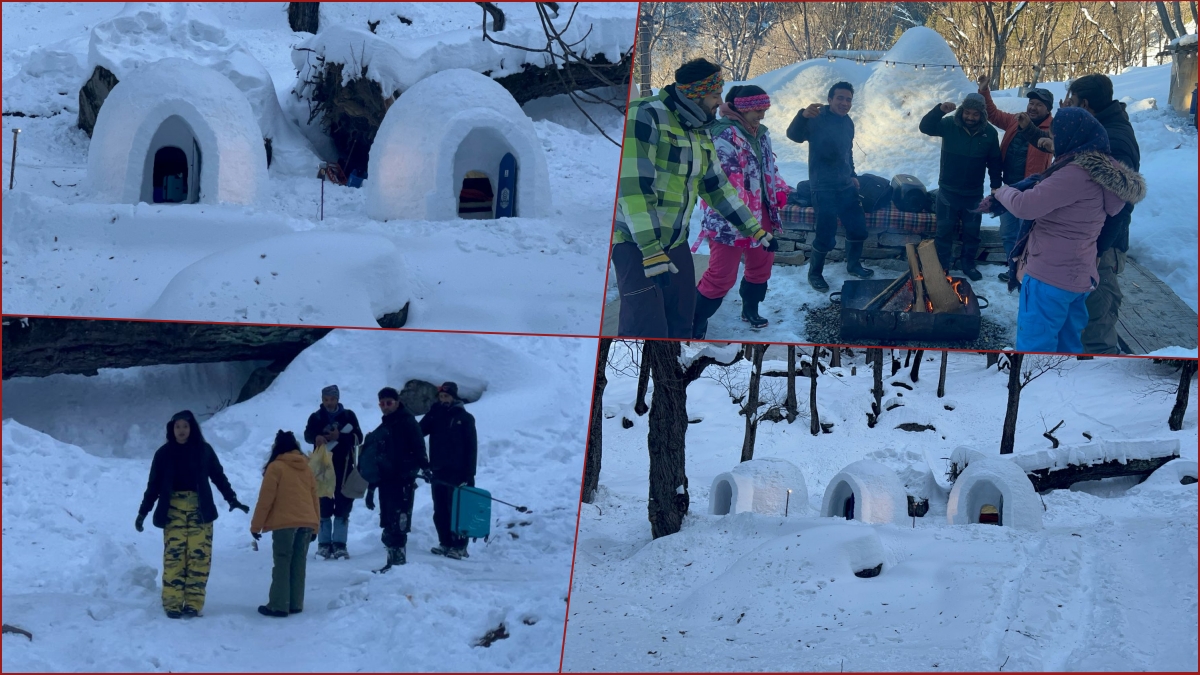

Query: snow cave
left=86, top=58, right=268, bottom=206
left=366, top=68, right=552, bottom=222
left=708, top=457, right=807, bottom=517
left=819, top=459, right=909, bottom=525
left=946, top=457, right=1043, bottom=530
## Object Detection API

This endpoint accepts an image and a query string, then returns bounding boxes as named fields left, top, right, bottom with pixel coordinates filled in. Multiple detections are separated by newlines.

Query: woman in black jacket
left=136, top=410, right=248, bottom=619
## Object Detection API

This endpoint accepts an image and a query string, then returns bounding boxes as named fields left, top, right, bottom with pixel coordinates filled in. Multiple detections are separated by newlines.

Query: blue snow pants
left=1016, top=275, right=1091, bottom=354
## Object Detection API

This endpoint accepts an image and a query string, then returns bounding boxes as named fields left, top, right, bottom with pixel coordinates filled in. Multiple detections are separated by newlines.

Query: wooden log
left=862, top=271, right=912, bottom=312
left=1026, top=454, right=1179, bottom=493
left=916, top=240, right=965, bottom=314
left=2, top=624, right=32, bottom=640
left=905, top=243, right=927, bottom=313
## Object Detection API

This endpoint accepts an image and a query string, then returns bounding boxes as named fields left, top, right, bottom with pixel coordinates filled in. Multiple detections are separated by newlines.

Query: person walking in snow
left=364, top=387, right=429, bottom=571
left=303, top=385, right=363, bottom=560
left=250, top=430, right=320, bottom=618
left=992, top=107, right=1146, bottom=354
left=918, top=93, right=1003, bottom=280
left=977, top=77, right=1055, bottom=283
left=420, top=382, right=478, bottom=560
left=612, top=57, right=775, bottom=339
left=786, top=81, right=875, bottom=292
left=691, top=85, right=792, bottom=337
left=136, top=410, right=249, bottom=619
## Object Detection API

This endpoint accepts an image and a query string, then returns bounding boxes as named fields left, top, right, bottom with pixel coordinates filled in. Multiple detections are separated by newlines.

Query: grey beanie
left=961, top=93, right=986, bottom=112
left=321, top=384, right=340, bottom=399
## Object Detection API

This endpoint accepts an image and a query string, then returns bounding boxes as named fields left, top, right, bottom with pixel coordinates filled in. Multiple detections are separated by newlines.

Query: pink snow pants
left=697, top=241, right=775, bottom=300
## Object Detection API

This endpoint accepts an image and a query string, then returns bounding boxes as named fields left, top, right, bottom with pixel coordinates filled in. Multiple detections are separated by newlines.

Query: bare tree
left=870, top=348, right=884, bottom=425
left=582, top=338, right=612, bottom=504
left=288, top=2, right=319, bottom=34
left=785, top=345, right=799, bottom=422
left=634, top=349, right=651, bottom=416
left=830, top=346, right=842, bottom=368
left=809, top=346, right=821, bottom=436
left=1000, top=353, right=1074, bottom=454
left=1156, top=1, right=1180, bottom=41
left=740, top=344, right=769, bottom=462
left=909, top=349, right=926, bottom=383
left=937, top=350, right=949, bottom=398
left=1169, top=359, right=1198, bottom=431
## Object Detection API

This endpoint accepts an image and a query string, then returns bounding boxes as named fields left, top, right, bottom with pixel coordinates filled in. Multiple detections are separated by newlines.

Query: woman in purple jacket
left=993, top=107, right=1145, bottom=353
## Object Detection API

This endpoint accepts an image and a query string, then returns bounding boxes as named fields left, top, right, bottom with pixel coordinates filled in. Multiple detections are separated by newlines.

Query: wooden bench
left=1115, top=257, right=1198, bottom=354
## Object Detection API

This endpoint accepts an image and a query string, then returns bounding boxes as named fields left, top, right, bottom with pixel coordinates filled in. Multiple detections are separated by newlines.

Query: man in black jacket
left=303, top=385, right=363, bottom=560
left=364, top=387, right=429, bottom=570
left=420, top=382, right=479, bottom=560
left=787, top=81, right=875, bottom=291
left=918, top=93, right=1003, bottom=280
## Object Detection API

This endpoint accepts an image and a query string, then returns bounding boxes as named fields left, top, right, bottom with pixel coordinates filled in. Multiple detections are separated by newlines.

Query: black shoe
left=430, top=545, right=451, bottom=557
left=289, top=608, right=303, bottom=615
left=258, top=605, right=289, bottom=618
left=845, top=241, right=875, bottom=278
left=807, top=251, right=829, bottom=292
left=738, top=278, right=769, bottom=329
left=317, top=543, right=333, bottom=560
left=692, top=291, right=725, bottom=340
left=165, top=610, right=183, bottom=620
left=374, top=546, right=407, bottom=573
left=997, top=271, right=1010, bottom=283
left=331, top=543, right=349, bottom=560
left=960, top=260, right=982, bottom=281
left=446, top=547, right=468, bottom=560
left=181, top=607, right=199, bottom=619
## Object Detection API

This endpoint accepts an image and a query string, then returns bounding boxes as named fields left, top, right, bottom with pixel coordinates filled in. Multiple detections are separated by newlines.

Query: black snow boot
left=446, top=547, right=469, bottom=560
left=374, top=546, right=407, bottom=574
left=739, top=278, right=769, bottom=329
left=257, top=605, right=288, bottom=618
left=430, top=545, right=451, bottom=557
left=959, top=248, right=982, bottom=281
left=692, top=291, right=725, bottom=340
left=316, top=543, right=333, bottom=560
left=807, top=250, right=829, bottom=292
left=845, top=241, right=875, bottom=278
left=332, top=543, right=349, bottom=560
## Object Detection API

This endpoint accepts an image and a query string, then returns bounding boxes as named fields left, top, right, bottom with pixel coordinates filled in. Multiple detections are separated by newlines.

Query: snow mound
left=1012, top=438, right=1181, bottom=473
left=820, top=459, right=909, bottom=525
left=143, top=231, right=410, bottom=325
left=709, top=457, right=808, bottom=517
left=87, top=57, right=268, bottom=206
left=87, top=2, right=316, bottom=174
left=1131, top=458, right=1199, bottom=492
left=946, top=457, right=1042, bottom=530
left=366, top=69, right=552, bottom=221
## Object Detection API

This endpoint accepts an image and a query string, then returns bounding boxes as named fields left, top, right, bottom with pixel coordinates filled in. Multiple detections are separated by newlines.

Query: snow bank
left=366, top=69, right=552, bottom=221
left=709, top=457, right=808, bottom=517
left=946, top=457, right=1042, bottom=530
left=820, top=459, right=909, bottom=525
left=143, top=231, right=410, bottom=325
left=1012, top=438, right=1181, bottom=473
left=1131, top=458, right=1199, bottom=491
left=87, top=58, right=268, bottom=206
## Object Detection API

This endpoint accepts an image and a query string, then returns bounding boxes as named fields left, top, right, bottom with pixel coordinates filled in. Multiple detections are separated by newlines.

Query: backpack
left=856, top=174, right=893, bottom=212
left=357, top=426, right=391, bottom=485
left=891, top=174, right=928, bottom=213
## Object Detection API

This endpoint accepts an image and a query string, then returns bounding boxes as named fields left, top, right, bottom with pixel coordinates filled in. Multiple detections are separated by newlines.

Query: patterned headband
left=733, top=94, right=771, bottom=111
left=676, top=70, right=724, bottom=100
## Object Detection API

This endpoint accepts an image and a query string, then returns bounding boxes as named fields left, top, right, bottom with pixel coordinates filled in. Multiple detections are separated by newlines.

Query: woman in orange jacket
left=251, top=430, right=321, bottom=618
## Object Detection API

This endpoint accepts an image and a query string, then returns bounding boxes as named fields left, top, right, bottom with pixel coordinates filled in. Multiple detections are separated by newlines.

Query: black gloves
left=230, top=500, right=250, bottom=514
left=764, top=236, right=780, bottom=253
left=365, top=488, right=376, bottom=511
left=251, top=532, right=262, bottom=541
left=135, top=513, right=146, bottom=532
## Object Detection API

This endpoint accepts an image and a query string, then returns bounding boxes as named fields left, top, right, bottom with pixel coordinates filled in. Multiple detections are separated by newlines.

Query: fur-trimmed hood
left=1073, top=150, right=1146, bottom=205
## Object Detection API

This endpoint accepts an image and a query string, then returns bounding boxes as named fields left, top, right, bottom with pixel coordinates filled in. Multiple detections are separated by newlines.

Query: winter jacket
left=785, top=105, right=857, bottom=191
left=139, top=427, right=239, bottom=529
left=919, top=104, right=1003, bottom=199
left=614, top=87, right=767, bottom=260
left=372, top=405, right=428, bottom=487
left=420, top=401, right=478, bottom=482
left=696, top=120, right=791, bottom=250
left=250, top=451, right=321, bottom=534
left=995, top=151, right=1146, bottom=293
left=980, top=88, right=1053, bottom=183
left=303, top=405, right=363, bottom=493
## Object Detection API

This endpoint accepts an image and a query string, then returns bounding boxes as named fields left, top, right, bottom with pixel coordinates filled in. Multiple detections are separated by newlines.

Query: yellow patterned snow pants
left=162, top=491, right=214, bottom=613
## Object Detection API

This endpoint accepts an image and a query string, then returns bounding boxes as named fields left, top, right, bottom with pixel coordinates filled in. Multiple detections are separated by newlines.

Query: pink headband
left=734, top=94, right=771, bottom=111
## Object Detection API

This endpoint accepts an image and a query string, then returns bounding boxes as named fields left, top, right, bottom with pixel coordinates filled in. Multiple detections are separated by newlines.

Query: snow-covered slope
left=563, top=347, right=1198, bottom=672
left=2, top=330, right=597, bottom=672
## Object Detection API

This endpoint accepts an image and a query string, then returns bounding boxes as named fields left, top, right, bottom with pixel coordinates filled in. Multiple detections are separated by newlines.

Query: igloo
left=86, top=58, right=268, bottom=206
left=820, top=460, right=909, bottom=525
left=946, top=458, right=1042, bottom=530
left=709, top=457, right=807, bottom=517
left=366, top=69, right=552, bottom=222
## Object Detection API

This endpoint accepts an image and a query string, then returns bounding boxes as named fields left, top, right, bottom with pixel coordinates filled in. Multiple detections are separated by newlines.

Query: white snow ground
left=563, top=346, right=1198, bottom=672
left=1, top=330, right=598, bottom=672
left=1, top=2, right=632, bottom=333
left=611, top=28, right=1198, bottom=350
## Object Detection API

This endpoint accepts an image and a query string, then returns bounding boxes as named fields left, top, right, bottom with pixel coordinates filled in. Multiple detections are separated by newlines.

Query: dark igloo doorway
left=153, top=147, right=189, bottom=203
left=827, top=479, right=855, bottom=520
left=966, top=480, right=1005, bottom=526
left=457, top=171, right=495, bottom=219
left=141, top=115, right=201, bottom=204
left=711, top=477, right=734, bottom=516
left=453, top=127, right=519, bottom=220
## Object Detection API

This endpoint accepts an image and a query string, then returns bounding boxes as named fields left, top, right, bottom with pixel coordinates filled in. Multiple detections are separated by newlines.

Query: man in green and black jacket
left=612, top=58, right=774, bottom=338
left=919, top=93, right=1003, bottom=280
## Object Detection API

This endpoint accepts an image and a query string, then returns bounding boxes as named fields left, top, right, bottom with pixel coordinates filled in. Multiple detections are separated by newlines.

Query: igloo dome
left=366, top=68, right=553, bottom=222
left=946, top=457, right=1043, bottom=530
left=709, top=457, right=808, bottom=517
left=820, top=459, right=909, bottom=525
left=86, top=58, right=268, bottom=206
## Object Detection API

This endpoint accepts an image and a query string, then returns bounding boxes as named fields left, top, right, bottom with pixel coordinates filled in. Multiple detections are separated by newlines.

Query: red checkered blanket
left=780, top=204, right=938, bottom=236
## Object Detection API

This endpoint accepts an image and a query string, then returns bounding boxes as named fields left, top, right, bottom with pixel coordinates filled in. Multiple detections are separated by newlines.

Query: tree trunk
left=638, top=8, right=653, bottom=98
left=1171, top=1, right=1188, bottom=36
left=477, top=2, right=506, bottom=31
left=785, top=345, right=798, bottom=422
left=288, top=2, right=320, bottom=34
left=582, top=339, right=612, bottom=504
left=830, top=347, right=842, bottom=368
left=871, top=348, right=884, bottom=416
left=1169, top=360, right=1198, bottom=431
left=809, top=347, right=821, bottom=436
left=909, top=349, right=925, bottom=383
left=634, top=347, right=651, bottom=416
left=1000, top=352, right=1024, bottom=455
left=890, top=351, right=901, bottom=377
left=986, top=351, right=1000, bottom=369
left=644, top=341, right=692, bottom=539
left=1156, top=1, right=1180, bottom=41
left=802, top=1, right=813, bottom=60
left=741, top=344, right=766, bottom=462
left=937, top=350, right=948, bottom=398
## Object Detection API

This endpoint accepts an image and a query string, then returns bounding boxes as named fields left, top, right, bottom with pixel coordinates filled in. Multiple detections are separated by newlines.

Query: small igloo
left=820, top=460, right=909, bottom=526
left=366, top=69, right=552, bottom=222
left=87, top=58, right=268, bottom=206
left=709, top=457, right=808, bottom=517
left=946, top=458, right=1043, bottom=530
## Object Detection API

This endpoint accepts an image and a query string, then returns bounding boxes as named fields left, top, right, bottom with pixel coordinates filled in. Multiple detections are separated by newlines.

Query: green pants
left=162, top=491, right=214, bottom=613
left=1082, top=248, right=1125, bottom=355
left=268, top=527, right=312, bottom=613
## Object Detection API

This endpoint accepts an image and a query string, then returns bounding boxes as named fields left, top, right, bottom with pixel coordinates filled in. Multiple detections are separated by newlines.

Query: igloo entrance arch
left=819, top=460, right=908, bottom=525
left=142, top=115, right=201, bottom=204
left=947, top=458, right=1042, bottom=530
left=454, top=128, right=517, bottom=219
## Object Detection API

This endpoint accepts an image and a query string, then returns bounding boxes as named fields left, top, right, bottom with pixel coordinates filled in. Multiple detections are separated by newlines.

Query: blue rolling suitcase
left=451, top=485, right=492, bottom=542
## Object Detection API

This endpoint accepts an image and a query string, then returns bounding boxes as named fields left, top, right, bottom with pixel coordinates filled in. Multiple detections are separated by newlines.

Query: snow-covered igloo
left=366, top=69, right=552, bottom=222
left=86, top=58, right=268, bottom=206
left=946, top=457, right=1042, bottom=530
left=820, top=459, right=909, bottom=525
left=709, top=457, right=807, bottom=517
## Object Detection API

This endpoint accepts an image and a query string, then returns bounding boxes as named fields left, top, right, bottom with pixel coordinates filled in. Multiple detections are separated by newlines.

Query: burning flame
left=948, top=278, right=969, bottom=305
